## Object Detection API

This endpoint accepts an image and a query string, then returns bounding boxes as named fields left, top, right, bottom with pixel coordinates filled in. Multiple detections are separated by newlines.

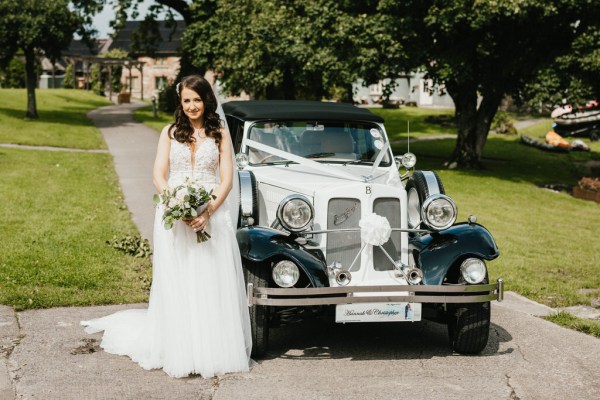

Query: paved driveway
left=1, top=301, right=599, bottom=400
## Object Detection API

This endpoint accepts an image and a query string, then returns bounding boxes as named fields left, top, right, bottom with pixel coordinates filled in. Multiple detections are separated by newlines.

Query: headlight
left=272, top=260, right=300, bottom=288
left=401, top=152, right=417, bottom=169
left=421, top=194, right=457, bottom=231
left=277, top=195, right=313, bottom=232
left=460, top=258, right=487, bottom=284
left=235, top=152, right=249, bottom=169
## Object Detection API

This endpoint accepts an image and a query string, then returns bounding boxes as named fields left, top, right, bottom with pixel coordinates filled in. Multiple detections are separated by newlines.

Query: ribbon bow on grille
left=359, top=213, right=392, bottom=246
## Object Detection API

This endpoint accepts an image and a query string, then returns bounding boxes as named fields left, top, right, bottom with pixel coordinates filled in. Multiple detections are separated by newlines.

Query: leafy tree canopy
left=371, top=0, right=600, bottom=168
left=0, top=0, right=103, bottom=117
left=183, top=0, right=406, bottom=100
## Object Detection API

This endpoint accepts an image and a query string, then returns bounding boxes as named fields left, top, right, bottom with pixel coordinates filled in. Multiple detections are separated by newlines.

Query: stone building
left=107, top=20, right=185, bottom=100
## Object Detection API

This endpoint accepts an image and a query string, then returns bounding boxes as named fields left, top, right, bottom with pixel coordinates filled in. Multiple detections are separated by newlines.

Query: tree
left=520, top=27, right=600, bottom=111
left=62, top=64, right=75, bottom=89
left=184, top=0, right=387, bottom=100
left=0, top=58, right=26, bottom=88
left=0, top=0, right=101, bottom=118
left=372, top=0, right=600, bottom=168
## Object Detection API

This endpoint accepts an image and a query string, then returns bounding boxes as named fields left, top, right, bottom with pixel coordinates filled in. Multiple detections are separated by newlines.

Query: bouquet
left=153, top=178, right=217, bottom=243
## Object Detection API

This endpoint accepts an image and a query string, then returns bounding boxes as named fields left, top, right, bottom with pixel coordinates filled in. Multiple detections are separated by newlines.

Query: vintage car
left=223, top=100, right=503, bottom=357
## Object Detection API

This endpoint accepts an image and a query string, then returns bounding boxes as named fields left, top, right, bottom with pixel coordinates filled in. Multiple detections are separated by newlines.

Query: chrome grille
left=326, top=198, right=361, bottom=271
left=373, top=198, right=401, bottom=271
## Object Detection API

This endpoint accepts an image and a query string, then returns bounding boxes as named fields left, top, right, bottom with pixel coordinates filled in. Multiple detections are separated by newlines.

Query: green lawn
left=389, top=115, right=600, bottom=308
left=371, top=107, right=456, bottom=140
left=0, top=89, right=110, bottom=149
left=134, top=106, right=172, bottom=132
left=0, top=89, right=151, bottom=310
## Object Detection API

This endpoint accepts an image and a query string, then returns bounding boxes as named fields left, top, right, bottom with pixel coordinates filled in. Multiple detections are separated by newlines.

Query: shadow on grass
left=0, top=106, right=106, bottom=129
left=394, top=136, right=600, bottom=187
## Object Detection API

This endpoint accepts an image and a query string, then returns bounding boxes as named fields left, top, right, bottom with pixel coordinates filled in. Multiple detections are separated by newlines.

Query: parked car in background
left=223, top=101, right=503, bottom=357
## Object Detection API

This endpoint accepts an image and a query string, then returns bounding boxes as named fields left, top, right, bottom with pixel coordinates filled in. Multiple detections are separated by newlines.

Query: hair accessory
left=176, top=82, right=181, bottom=97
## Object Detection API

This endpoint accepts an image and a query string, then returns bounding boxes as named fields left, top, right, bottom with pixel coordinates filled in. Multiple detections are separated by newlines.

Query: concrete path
left=1, top=105, right=599, bottom=399
left=87, top=101, right=160, bottom=243
left=1, top=299, right=599, bottom=400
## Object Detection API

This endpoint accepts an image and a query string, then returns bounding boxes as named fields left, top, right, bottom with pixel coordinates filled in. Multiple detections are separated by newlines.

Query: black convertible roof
left=222, top=100, right=384, bottom=123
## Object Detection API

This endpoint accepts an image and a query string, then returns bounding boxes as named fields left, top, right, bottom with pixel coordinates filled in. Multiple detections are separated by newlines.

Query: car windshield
left=246, top=121, right=391, bottom=166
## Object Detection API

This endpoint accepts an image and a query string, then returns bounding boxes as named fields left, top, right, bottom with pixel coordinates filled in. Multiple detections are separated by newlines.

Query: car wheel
left=447, top=301, right=491, bottom=354
left=244, top=262, right=270, bottom=357
left=405, top=170, right=445, bottom=228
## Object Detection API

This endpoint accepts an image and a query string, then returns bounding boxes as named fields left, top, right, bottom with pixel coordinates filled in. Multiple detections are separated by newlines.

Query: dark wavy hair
left=169, top=75, right=222, bottom=145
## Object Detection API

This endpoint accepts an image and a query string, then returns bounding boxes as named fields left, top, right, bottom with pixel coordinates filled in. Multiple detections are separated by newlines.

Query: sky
left=92, top=0, right=173, bottom=38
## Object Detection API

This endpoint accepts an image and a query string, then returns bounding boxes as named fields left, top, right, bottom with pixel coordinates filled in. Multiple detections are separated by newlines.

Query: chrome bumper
left=247, top=278, right=504, bottom=307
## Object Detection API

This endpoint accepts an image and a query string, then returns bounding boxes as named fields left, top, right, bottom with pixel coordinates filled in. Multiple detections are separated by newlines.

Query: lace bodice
left=169, top=138, right=219, bottom=185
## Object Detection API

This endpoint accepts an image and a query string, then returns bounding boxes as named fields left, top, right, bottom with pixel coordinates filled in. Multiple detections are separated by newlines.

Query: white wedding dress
left=82, top=134, right=252, bottom=378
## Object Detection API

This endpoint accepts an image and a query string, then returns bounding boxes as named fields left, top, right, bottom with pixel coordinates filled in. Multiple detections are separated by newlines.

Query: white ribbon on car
left=359, top=213, right=392, bottom=246
left=243, top=138, right=392, bottom=183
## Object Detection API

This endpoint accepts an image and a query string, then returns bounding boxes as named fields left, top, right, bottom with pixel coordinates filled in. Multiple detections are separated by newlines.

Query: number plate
left=335, top=302, right=422, bottom=323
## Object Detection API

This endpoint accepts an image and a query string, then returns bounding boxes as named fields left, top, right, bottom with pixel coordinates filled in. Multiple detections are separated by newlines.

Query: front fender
left=409, top=223, right=499, bottom=285
left=236, top=226, right=328, bottom=287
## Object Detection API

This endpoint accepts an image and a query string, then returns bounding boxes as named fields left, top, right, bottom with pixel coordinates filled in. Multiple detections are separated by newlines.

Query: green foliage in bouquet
left=153, top=179, right=217, bottom=243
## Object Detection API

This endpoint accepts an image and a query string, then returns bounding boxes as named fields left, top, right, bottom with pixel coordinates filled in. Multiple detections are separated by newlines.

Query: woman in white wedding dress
left=82, top=75, right=252, bottom=378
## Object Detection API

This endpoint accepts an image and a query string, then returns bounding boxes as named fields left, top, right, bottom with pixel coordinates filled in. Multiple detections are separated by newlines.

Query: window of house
left=155, top=76, right=167, bottom=91
left=369, top=81, right=383, bottom=96
left=130, top=76, right=140, bottom=91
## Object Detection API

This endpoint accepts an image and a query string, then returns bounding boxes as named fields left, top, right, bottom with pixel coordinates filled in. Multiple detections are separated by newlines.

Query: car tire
left=405, top=170, right=445, bottom=228
left=244, top=262, right=270, bottom=358
left=447, top=301, right=491, bottom=354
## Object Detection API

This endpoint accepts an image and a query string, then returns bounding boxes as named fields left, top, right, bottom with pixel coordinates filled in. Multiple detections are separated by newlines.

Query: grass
left=138, top=103, right=600, bottom=309
left=0, top=89, right=151, bottom=310
left=371, top=107, right=456, bottom=140
left=387, top=113, right=600, bottom=308
left=134, top=106, right=172, bottom=132
left=0, top=89, right=110, bottom=149
left=545, top=311, right=600, bottom=338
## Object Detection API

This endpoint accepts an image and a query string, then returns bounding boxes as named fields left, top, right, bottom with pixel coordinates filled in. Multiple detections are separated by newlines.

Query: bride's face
left=180, top=87, right=205, bottom=123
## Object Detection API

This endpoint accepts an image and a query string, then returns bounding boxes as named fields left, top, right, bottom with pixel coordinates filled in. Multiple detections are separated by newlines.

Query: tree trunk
left=446, top=84, right=503, bottom=169
left=24, top=47, right=38, bottom=119
left=282, top=67, right=296, bottom=100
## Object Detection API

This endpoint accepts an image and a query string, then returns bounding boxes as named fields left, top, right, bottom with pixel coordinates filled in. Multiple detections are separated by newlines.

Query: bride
left=82, top=75, right=252, bottom=378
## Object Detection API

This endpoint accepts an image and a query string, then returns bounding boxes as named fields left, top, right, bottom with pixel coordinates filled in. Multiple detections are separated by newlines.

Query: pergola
left=64, top=55, right=146, bottom=101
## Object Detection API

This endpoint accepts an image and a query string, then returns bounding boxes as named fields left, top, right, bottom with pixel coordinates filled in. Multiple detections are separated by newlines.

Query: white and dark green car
left=223, top=101, right=503, bottom=357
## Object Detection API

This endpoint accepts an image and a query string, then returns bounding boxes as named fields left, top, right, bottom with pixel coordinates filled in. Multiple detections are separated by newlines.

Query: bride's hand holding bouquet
left=153, top=178, right=217, bottom=243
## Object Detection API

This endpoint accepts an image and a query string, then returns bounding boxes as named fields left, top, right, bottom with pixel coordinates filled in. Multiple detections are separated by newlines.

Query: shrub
left=62, top=64, right=74, bottom=88
left=491, top=111, right=517, bottom=135
left=158, top=81, right=178, bottom=113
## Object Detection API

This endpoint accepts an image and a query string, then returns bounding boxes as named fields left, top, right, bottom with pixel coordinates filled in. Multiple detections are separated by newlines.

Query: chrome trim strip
left=256, top=283, right=497, bottom=295
left=422, top=171, right=440, bottom=195
left=255, top=294, right=497, bottom=306
left=246, top=280, right=504, bottom=306
left=497, top=278, right=504, bottom=302
left=247, top=283, right=254, bottom=307
left=303, top=228, right=431, bottom=234
left=238, top=170, right=254, bottom=219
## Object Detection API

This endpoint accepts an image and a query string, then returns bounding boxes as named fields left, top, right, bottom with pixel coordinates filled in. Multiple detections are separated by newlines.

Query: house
left=106, top=20, right=185, bottom=99
left=353, top=72, right=455, bottom=109
left=39, top=39, right=110, bottom=89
